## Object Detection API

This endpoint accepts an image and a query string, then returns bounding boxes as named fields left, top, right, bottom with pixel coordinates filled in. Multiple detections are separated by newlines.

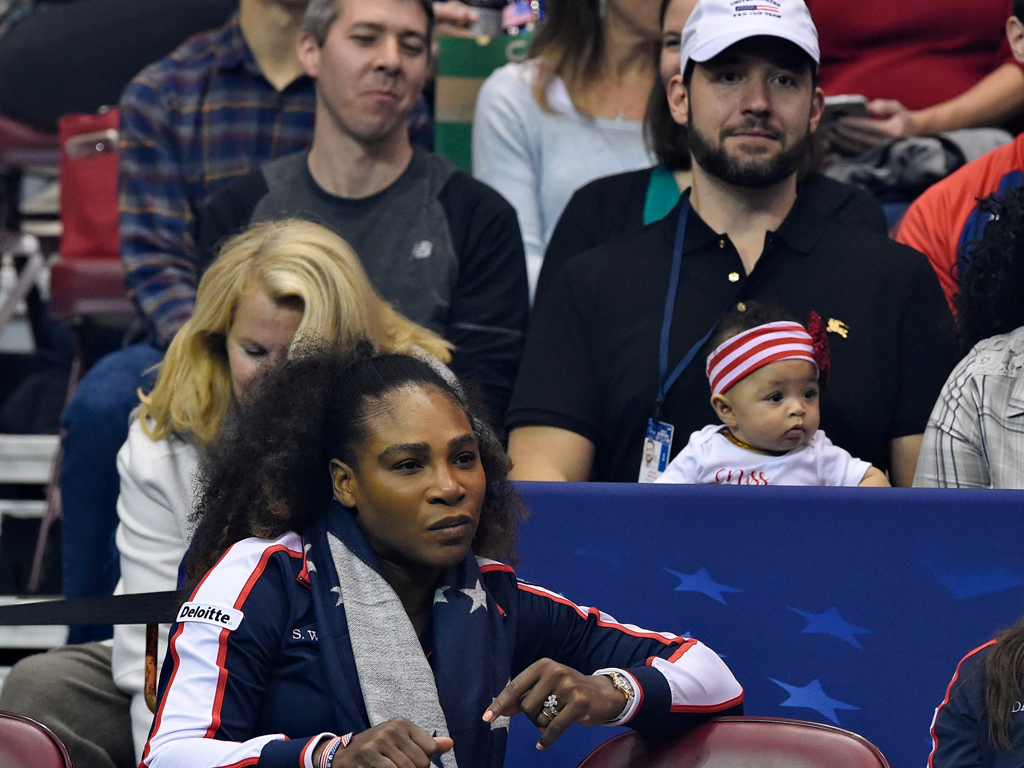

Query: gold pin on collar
left=826, top=318, right=849, bottom=338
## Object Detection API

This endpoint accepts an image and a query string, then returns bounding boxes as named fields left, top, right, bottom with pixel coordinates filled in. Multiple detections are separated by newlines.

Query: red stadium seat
left=576, top=717, right=891, bottom=768
left=0, top=114, right=60, bottom=167
left=48, top=108, right=133, bottom=322
left=0, top=710, right=75, bottom=767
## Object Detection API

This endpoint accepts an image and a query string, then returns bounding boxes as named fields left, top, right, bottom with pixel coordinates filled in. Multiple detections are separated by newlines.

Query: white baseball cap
left=679, top=0, right=819, bottom=73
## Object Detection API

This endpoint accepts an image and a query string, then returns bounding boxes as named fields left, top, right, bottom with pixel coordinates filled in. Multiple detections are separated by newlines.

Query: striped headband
left=706, top=321, right=817, bottom=395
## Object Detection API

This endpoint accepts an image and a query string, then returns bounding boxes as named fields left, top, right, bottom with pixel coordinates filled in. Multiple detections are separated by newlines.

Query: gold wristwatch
left=598, top=670, right=636, bottom=724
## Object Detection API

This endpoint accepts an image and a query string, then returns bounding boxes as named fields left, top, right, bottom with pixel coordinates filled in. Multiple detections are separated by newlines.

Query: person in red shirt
left=895, top=3, right=1024, bottom=309
left=808, top=0, right=1024, bottom=155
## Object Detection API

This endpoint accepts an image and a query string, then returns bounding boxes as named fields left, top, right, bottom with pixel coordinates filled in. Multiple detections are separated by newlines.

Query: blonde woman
left=0, top=219, right=452, bottom=768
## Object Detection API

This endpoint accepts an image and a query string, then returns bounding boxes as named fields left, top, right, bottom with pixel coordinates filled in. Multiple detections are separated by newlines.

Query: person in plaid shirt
left=915, top=185, right=1024, bottom=489
left=58, top=0, right=470, bottom=643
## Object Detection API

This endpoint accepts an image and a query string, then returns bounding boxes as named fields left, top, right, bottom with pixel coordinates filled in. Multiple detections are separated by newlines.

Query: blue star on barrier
left=789, top=607, right=872, bottom=648
left=926, top=561, right=1024, bottom=599
left=665, top=568, right=741, bottom=605
left=770, top=678, right=859, bottom=725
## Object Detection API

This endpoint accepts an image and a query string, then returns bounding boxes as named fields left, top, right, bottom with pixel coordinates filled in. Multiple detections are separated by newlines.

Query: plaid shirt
left=119, top=15, right=316, bottom=346
left=914, top=326, right=1024, bottom=489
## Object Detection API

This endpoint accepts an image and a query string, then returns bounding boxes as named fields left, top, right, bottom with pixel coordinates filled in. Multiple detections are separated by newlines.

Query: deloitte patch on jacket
left=176, top=602, right=244, bottom=630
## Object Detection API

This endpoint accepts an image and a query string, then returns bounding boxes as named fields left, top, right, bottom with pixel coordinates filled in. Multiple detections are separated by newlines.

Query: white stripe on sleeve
left=143, top=532, right=304, bottom=768
left=650, top=641, right=743, bottom=711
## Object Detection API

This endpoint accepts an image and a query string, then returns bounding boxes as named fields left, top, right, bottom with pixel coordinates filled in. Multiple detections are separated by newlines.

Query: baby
left=657, top=303, right=889, bottom=487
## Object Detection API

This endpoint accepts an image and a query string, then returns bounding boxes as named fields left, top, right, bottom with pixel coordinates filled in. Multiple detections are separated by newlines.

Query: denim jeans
left=59, top=343, right=163, bottom=643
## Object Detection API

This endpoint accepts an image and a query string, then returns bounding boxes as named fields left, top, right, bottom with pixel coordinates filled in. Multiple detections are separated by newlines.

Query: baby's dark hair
left=185, top=342, right=527, bottom=588
left=709, top=300, right=801, bottom=351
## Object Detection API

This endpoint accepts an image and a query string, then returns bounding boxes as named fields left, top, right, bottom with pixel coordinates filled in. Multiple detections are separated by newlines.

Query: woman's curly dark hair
left=184, top=343, right=527, bottom=588
left=984, top=611, right=1024, bottom=752
left=955, top=187, right=1024, bottom=351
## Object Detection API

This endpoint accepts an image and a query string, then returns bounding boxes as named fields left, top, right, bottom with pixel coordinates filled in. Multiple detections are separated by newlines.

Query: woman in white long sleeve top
left=111, top=422, right=199, bottom=756
left=472, top=0, right=660, bottom=298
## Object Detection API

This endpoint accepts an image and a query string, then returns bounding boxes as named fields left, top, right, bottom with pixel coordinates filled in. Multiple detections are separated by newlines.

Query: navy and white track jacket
left=928, top=640, right=1024, bottom=768
left=142, top=532, right=744, bottom=768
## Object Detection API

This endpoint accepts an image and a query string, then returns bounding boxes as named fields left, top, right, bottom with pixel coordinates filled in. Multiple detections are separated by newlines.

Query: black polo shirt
left=507, top=191, right=959, bottom=482
left=536, top=168, right=889, bottom=306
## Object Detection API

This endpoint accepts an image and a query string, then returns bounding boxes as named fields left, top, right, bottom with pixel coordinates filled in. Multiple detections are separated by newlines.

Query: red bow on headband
left=807, top=311, right=830, bottom=390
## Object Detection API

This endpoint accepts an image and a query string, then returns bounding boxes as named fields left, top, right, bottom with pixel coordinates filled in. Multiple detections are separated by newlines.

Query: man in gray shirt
left=200, top=0, right=529, bottom=421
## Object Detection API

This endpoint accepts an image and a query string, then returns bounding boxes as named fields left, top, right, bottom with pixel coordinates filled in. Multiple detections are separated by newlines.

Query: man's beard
left=687, top=112, right=812, bottom=189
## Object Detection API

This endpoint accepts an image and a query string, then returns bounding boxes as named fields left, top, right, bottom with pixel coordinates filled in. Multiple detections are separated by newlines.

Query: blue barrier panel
left=506, top=483, right=1024, bottom=768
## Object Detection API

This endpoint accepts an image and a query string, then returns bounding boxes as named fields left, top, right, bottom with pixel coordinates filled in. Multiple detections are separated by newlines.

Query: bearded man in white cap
left=505, top=0, right=959, bottom=487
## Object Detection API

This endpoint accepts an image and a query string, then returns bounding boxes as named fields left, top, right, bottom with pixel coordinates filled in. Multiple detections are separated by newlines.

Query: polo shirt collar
left=658, top=191, right=720, bottom=254
left=663, top=184, right=829, bottom=256
left=775, top=185, right=829, bottom=254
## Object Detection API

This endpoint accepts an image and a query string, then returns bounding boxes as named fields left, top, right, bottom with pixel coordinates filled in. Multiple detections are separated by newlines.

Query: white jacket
left=110, top=418, right=199, bottom=761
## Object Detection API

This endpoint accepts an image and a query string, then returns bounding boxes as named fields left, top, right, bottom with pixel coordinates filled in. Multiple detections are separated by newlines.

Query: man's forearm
left=889, top=434, right=924, bottom=487
left=507, top=426, right=595, bottom=482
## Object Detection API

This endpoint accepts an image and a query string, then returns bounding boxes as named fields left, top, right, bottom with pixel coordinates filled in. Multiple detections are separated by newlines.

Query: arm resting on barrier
left=508, top=425, right=595, bottom=482
left=498, top=568, right=744, bottom=738
left=889, top=434, right=923, bottom=487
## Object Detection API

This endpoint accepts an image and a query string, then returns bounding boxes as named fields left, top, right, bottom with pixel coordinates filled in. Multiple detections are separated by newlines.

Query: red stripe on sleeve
left=622, top=670, right=643, bottom=724
left=480, top=562, right=515, bottom=574
left=205, top=544, right=300, bottom=739
left=667, top=638, right=697, bottom=661
left=300, top=735, right=321, bottom=767
left=669, top=690, right=744, bottom=713
left=928, top=639, right=997, bottom=768
left=587, top=608, right=680, bottom=644
left=516, top=582, right=589, bottom=619
left=517, top=582, right=683, bottom=645
left=141, top=621, right=186, bottom=763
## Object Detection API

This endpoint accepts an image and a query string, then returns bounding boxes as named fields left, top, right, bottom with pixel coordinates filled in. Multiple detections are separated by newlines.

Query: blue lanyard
left=654, top=200, right=738, bottom=421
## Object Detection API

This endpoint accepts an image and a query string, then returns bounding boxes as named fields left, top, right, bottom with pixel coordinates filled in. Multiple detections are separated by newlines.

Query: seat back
left=57, top=109, right=119, bottom=260
left=0, top=114, right=59, bottom=167
left=0, top=710, right=75, bottom=768
left=576, top=717, right=891, bottom=768
left=49, top=108, right=133, bottom=319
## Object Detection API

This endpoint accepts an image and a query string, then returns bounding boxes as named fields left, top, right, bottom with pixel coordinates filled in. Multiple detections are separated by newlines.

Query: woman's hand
left=827, top=99, right=921, bottom=156
left=482, top=659, right=628, bottom=750
left=319, top=719, right=454, bottom=768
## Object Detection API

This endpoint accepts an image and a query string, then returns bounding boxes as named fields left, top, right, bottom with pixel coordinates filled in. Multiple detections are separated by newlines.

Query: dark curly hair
left=185, top=343, right=527, bottom=587
left=955, top=187, right=1024, bottom=351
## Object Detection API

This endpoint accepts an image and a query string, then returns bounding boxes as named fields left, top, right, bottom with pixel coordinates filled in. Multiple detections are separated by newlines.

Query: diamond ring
left=539, top=693, right=561, bottom=723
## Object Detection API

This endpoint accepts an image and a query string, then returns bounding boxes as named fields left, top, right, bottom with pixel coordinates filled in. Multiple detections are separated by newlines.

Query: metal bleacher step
left=0, top=499, right=47, bottom=518
left=0, top=433, right=59, bottom=491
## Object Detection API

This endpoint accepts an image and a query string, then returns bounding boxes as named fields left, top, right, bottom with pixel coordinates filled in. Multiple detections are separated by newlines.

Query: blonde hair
left=138, top=219, right=453, bottom=444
